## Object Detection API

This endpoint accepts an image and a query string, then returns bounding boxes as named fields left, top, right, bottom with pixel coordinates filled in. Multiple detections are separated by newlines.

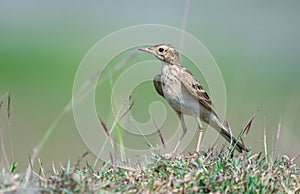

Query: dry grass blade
left=99, top=117, right=111, bottom=138
left=0, top=127, right=10, bottom=170
left=227, top=109, right=259, bottom=157
left=274, top=118, right=282, bottom=158
left=291, top=153, right=300, bottom=163
left=0, top=99, right=3, bottom=109
left=179, top=0, right=191, bottom=52
left=78, top=67, right=103, bottom=94
left=0, top=92, right=13, bottom=124
left=282, top=155, right=291, bottom=168
left=204, top=147, right=215, bottom=162
left=107, top=89, right=135, bottom=135
left=0, top=93, right=13, bottom=171
left=52, top=162, right=57, bottom=175
left=24, top=148, right=38, bottom=187
left=0, top=92, right=7, bottom=109
left=38, top=158, right=46, bottom=179
left=75, top=151, right=89, bottom=168
left=114, top=52, right=138, bottom=71
left=97, top=113, right=114, bottom=150
left=93, top=95, right=133, bottom=168
left=96, top=52, right=138, bottom=88
left=263, top=117, right=268, bottom=163
left=6, top=92, right=15, bottom=164
left=74, top=52, right=137, bottom=109
left=7, top=92, right=11, bottom=127
left=80, top=52, right=137, bottom=95
left=242, top=107, right=261, bottom=136
left=152, top=118, right=166, bottom=149
left=119, top=95, right=134, bottom=120
left=225, top=120, right=247, bottom=154
left=240, top=137, right=246, bottom=150
left=109, top=152, right=114, bottom=167
left=225, top=121, right=233, bottom=145
left=243, top=118, right=253, bottom=136
left=36, top=52, right=138, bottom=159
left=81, top=151, right=89, bottom=158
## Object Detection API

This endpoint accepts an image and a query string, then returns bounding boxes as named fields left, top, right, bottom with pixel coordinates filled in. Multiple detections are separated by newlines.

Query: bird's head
left=139, top=43, right=180, bottom=65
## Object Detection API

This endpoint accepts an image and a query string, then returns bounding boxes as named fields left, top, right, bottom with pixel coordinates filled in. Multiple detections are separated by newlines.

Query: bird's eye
left=158, top=48, right=164, bottom=53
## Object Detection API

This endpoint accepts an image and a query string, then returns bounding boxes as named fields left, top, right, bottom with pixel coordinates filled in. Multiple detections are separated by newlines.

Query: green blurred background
left=1, top=1, right=300, bottom=170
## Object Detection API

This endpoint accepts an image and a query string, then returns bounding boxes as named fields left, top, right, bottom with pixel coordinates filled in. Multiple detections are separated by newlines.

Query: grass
left=1, top=85, right=300, bottom=193
left=0, top=148, right=299, bottom=193
left=1, top=64, right=300, bottom=193
left=0, top=46, right=299, bottom=192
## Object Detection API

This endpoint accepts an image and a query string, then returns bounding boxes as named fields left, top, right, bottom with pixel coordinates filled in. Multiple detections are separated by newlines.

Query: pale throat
left=161, top=62, right=181, bottom=87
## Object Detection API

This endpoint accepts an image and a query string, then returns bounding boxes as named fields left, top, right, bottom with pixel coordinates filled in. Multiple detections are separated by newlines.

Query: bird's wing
left=153, top=74, right=164, bottom=98
left=179, top=67, right=217, bottom=115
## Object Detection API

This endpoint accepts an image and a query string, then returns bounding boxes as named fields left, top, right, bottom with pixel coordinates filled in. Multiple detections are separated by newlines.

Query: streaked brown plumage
left=139, top=43, right=248, bottom=153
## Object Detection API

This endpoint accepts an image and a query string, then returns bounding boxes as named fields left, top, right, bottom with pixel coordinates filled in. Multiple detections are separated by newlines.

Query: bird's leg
left=172, top=111, right=187, bottom=154
left=195, top=117, right=204, bottom=152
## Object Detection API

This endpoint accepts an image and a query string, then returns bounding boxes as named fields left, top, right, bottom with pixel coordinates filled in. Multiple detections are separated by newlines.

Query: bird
left=139, top=43, right=248, bottom=154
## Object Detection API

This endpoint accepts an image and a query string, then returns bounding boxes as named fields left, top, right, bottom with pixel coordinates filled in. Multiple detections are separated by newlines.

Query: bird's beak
left=138, top=47, right=153, bottom=54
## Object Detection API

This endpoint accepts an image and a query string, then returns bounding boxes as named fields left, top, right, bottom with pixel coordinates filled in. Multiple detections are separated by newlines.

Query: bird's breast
left=160, top=64, right=205, bottom=116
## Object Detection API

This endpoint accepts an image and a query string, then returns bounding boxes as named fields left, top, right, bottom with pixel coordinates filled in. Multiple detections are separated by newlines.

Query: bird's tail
left=208, top=116, right=249, bottom=153
left=219, top=128, right=249, bottom=153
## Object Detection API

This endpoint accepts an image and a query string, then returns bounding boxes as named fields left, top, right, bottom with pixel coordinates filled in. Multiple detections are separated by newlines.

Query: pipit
left=139, top=43, right=248, bottom=153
